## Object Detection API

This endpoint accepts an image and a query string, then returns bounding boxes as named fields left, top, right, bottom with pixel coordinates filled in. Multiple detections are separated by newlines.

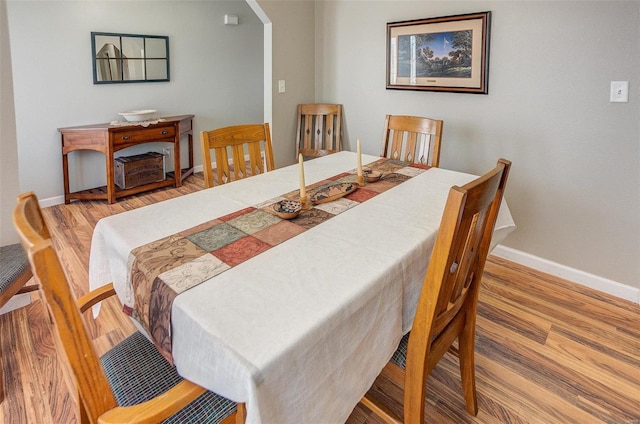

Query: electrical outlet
left=610, top=81, right=629, bottom=103
left=162, top=147, right=171, bottom=157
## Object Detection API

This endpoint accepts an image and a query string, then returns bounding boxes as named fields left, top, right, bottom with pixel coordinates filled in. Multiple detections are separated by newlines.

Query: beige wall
left=258, top=0, right=316, bottom=168
left=5, top=0, right=639, bottom=298
left=0, top=1, right=19, bottom=245
left=7, top=1, right=263, bottom=201
left=316, top=1, right=640, bottom=291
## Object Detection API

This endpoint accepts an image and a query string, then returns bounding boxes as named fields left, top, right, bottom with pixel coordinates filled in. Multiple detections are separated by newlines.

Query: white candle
left=357, top=139, right=363, bottom=177
left=299, top=153, right=306, bottom=199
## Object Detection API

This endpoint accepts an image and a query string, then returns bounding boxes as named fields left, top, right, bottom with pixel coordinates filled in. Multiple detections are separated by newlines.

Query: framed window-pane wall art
left=92, top=32, right=170, bottom=84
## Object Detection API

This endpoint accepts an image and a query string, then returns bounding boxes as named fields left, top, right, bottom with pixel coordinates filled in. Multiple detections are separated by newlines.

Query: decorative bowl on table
left=363, top=169, right=383, bottom=183
left=311, top=182, right=358, bottom=204
left=118, top=109, right=157, bottom=122
left=273, top=200, right=302, bottom=219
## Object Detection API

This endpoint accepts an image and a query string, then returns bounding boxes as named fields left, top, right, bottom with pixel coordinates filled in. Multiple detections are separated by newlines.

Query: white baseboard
left=491, top=245, right=640, bottom=304
left=40, top=195, right=65, bottom=207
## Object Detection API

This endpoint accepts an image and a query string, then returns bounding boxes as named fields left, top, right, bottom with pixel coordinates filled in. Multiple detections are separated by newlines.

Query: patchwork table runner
left=125, top=158, right=430, bottom=362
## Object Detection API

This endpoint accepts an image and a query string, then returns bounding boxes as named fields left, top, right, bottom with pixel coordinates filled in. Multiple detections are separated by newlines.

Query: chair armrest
left=16, top=284, right=39, bottom=295
left=97, top=380, right=211, bottom=424
left=77, top=283, right=116, bottom=313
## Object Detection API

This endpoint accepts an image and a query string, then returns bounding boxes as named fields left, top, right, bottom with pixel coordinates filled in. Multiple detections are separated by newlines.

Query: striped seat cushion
left=0, top=244, right=30, bottom=294
left=389, top=332, right=410, bottom=370
left=100, top=331, right=236, bottom=423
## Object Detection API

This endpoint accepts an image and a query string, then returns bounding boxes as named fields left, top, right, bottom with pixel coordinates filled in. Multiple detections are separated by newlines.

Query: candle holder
left=300, top=193, right=311, bottom=210
left=357, top=175, right=365, bottom=187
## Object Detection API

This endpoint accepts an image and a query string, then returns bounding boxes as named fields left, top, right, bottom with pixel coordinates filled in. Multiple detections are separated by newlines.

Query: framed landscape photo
left=386, top=11, right=491, bottom=94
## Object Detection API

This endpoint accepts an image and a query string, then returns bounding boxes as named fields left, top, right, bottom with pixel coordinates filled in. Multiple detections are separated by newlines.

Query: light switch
left=278, top=80, right=285, bottom=94
left=610, top=81, right=629, bottom=103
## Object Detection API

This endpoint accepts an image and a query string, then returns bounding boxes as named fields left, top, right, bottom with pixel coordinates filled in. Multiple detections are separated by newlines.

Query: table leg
left=187, top=132, right=194, bottom=178
left=105, top=149, right=116, bottom=204
left=62, top=152, right=71, bottom=204
left=174, top=125, right=182, bottom=187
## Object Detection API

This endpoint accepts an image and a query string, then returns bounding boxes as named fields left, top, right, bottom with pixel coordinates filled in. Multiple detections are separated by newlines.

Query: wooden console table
left=59, top=115, right=194, bottom=204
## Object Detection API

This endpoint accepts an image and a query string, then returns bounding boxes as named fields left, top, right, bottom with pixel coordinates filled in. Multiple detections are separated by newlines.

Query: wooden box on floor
left=114, top=152, right=165, bottom=189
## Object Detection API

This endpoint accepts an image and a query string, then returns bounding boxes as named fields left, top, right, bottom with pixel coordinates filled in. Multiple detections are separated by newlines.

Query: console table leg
left=62, top=153, right=71, bottom=204
left=174, top=128, right=182, bottom=187
left=106, top=150, right=116, bottom=204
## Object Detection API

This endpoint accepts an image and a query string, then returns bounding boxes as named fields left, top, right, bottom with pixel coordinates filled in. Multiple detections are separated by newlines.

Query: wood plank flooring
left=1, top=173, right=639, bottom=423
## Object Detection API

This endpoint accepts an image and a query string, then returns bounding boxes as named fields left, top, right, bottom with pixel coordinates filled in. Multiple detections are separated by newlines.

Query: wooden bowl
left=311, top=182, right=358, bottom=204
left=273, top=200, right=302, bottom=219
left=363, top=169, right=383, bottom=183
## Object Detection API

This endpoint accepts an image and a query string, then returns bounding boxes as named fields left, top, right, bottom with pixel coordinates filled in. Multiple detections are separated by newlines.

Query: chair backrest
left=201, top=123, right=275, bottom=188
left=13, top=192, right=118, bottom=422
left=296, top=104, right=342, bottom=159
left=381, top=114, right=443, bottom=167
left=403, top=159, right=511, bottom=422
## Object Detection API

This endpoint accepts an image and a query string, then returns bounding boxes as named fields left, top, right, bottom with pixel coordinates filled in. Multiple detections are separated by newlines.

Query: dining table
left=89, top=151, right=516, bottom=424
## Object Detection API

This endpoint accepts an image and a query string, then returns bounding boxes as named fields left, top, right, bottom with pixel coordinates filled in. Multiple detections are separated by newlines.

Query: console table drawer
left=114, top=126, right=176, bottom=145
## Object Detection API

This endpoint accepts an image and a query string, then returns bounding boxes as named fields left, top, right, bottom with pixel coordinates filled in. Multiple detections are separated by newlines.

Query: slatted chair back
left=361, top=159, right=511, bottom=424
left=13, top=192, right=241, bottom=424
left=296, top=104, right=342, bottom=159
left=381, top=115, right=443, bottom=167
left=201, top=123, right=275, bottom=188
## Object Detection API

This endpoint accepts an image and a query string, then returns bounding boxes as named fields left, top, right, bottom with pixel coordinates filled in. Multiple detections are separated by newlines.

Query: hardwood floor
left=1, top=173, right=639, bottom=423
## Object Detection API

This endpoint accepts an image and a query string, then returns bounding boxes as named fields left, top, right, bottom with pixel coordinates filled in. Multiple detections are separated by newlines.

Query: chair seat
left=0, top=244, right=30, bottom=293
left=101, top=331, right=236, bottom=423
left=390, top=332, right=410, bottom=370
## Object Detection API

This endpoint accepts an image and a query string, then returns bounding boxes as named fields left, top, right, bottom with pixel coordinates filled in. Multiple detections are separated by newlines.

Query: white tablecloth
left=89, top=152, right=515, bottom=424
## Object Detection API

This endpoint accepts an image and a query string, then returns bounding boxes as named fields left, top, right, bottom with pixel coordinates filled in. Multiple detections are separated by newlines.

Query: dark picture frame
left=386, top=11, right=491, bottom=94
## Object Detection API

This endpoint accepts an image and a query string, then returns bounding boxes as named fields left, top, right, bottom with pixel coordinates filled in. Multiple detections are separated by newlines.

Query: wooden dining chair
left=201, top=123, right=275, bottom=188
left=13, top=191, right=244, bottom=424
left=360, top=159, right=511, bottom=424
left=0, top=243, right=39, bottom=402
left=381, top=115, right=443, bottom=167
left=296, top=103, right=342, bottom=159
